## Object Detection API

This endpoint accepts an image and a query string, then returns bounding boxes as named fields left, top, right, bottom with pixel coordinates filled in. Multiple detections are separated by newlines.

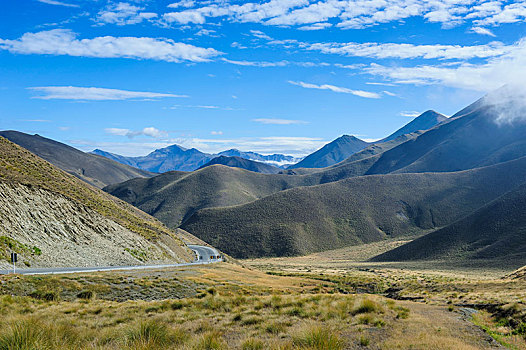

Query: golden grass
left=0, top=262, right=508, bottom=349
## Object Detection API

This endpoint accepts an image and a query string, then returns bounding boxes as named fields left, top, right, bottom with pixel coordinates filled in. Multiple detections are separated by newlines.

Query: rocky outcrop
left=0, top=182, right=190, bottom=269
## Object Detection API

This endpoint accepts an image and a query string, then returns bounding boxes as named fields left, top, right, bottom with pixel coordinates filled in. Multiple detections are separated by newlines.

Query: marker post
left=10, top=252, right=17, bottom=274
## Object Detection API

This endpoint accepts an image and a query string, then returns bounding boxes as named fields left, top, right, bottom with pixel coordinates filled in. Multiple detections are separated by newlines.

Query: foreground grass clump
left=293, top=325, right=344, bottom=350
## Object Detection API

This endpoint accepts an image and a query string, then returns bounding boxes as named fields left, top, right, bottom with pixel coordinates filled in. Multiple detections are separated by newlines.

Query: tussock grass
left=293, top=324, right=344, bottom=350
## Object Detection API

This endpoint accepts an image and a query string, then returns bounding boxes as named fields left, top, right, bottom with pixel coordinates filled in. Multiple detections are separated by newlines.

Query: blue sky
left=1, top=0, right=526, bottom=156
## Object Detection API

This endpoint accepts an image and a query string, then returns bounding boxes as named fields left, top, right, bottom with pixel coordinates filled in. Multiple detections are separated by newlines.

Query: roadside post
left=10, top=252, right=17, bottom=274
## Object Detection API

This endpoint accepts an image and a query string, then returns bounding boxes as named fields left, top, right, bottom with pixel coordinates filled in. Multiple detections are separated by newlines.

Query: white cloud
left=210, top=130, right=223, bottom=135
left=168, top=0, right=195, bottom=9
left=471, top=26, right=496, bottom=37
left=29, top=86, right=188, bottom=100
left=301, top=40, right=510, bottom=60
left=223, top=58, right=330, bottom=68
left=96, top=2, right=157, bottom=26
left=36, top=0, right=79, bottom=8
left=0, top=29, right=220, bottom=63
left=162, top=10, right=206, bottom=24
left=252, top=118, right=307, bottom=125
left=399, top=111, right=421, bottom=117
left=364, top=39, right=526, bottom=91
left=288, top=81, right=381, bottom=99
left=155, top=0, right=524, bottom=30
left=105, top=127, right=168, bottom=138
left=298, top=22, right=333, bottom=30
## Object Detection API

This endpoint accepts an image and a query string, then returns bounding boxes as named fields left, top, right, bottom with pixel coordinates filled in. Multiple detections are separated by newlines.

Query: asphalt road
left=0, top=245, right=222, bottom=275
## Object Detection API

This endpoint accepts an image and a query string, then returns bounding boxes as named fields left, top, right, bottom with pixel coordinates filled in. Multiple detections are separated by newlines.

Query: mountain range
left=93, top=109, right=447, bottom=173
left=4, top=88, right=525, bottom=268
left=92, top=147, right=301, bottom=173
left=106, top=87, right=526, bottom=265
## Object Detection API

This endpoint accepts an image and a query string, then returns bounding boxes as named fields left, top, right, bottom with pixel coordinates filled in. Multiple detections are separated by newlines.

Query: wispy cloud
left=470, top=26, right=496, bottom=37
left=399, top=111, right=422, bottom=117
left=0, top=29, right=220, bottom=63
left=36, top=0, right=79, bottom=8
left=210, top=130, right=223, bottom=135
left=288, top=81, right=381, bottom=99
left=105, top=127, right=168, bottom=138
left=154, top=0, right=526, bottom=31
left=364, top=38, right=526, bottom=92
left=222, top=58, right=329, bottom=68
left=252, top=118, right=308, bottom=125
left=29, top=86, right=188, bottom=100
left=95, top=2, right=157, bottom=26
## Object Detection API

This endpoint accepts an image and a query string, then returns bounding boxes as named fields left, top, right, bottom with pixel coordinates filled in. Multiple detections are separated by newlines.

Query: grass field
left=1, top=262, right=518, bottom=349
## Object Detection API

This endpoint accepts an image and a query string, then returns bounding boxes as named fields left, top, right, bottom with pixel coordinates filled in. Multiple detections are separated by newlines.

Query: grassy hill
left=104, top=165, right=318, bottom=227
left=198, top=156, right=282, bottom=174
left=0, top=130, right=153, bottom=188
left=181, top=156, right=526, bottom=258
left=372, top=181, right=526, bottom=268
left=0, top=136, right=192, bottom=267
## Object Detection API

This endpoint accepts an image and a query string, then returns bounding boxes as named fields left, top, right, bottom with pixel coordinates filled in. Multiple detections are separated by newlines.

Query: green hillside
left=372, top=181, right=526, bottom=268
left=181, top=156, right=526, bottom=258
left=105, top=165, right=318, bottom=227
left=0, top=130, right=153, bottom=188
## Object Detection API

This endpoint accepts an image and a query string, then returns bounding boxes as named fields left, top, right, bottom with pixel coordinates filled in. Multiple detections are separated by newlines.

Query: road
left=0, top=245, right=222, bottom=275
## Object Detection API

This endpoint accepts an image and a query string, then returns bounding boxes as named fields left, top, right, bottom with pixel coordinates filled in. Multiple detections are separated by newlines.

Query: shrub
left=29, top=289, right=60, bottom=302
left=352, top=298, right=380, bottom=315
left=77, top=290, right=96, bottom=300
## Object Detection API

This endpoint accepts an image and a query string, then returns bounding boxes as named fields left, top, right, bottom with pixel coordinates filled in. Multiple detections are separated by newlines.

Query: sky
left=1, top=0, right=526, bottom=157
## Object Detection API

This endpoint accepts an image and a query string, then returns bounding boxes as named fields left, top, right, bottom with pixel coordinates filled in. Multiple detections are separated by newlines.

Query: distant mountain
left=93, top=145, right=213, bottom=173
left=288, top=135, right=369, bottom=169
left=199, top=156, right=282, bottom=174
left=0, top=136, right=192, bottom=268
left=93, top=146, right=299, bottom=172
left=0, top=130, right=153, bottom=189
left=382, top=110, right=447, bottom=142
left=372, top=181, right=526, bottom=269
left=181, top=156, right=526, bottom=258
left=218, top=149, right=301, bottom=168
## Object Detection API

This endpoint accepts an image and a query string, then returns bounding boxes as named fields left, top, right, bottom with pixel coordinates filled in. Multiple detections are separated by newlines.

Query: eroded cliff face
left=0, top=182, right=190, bottom=269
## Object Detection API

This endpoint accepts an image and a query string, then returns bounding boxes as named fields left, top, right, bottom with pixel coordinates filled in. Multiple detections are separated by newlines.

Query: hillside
left=199, top=156, right=281, bottom=174
left=372, top=181, right=526, bottom=268
left=104, top=165, right=316, bottom=228
left=382, top=110, right=447, bottom=142
left=365, top=100, right=526, bottom=175
left=0, top=136, right=193, bottom=268
left=181, top=156, right=526, bottom=258
left=288, top=135, right=369, bottom=169
left=0, top=130, right=153, bottom=188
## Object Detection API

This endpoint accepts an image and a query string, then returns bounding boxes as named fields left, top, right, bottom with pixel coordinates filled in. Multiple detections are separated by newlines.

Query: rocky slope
left=0, top=136, right=193, bottom=269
